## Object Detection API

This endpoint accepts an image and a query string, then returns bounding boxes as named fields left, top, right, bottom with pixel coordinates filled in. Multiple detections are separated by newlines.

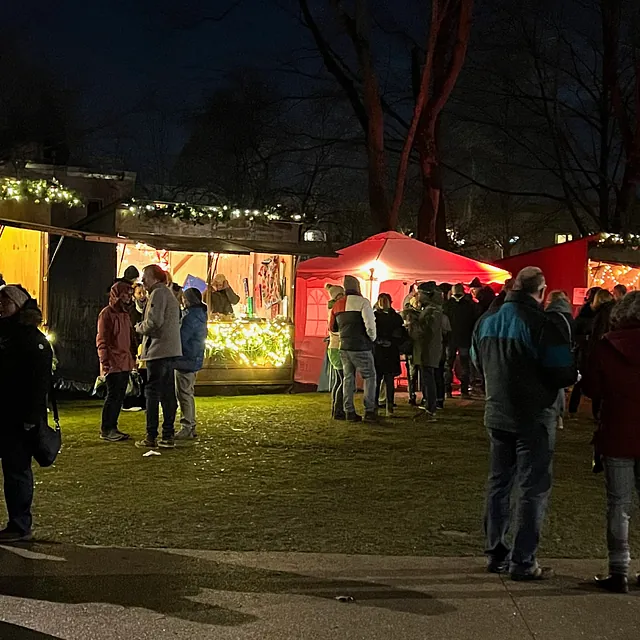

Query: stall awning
left=0, top=217, right=129, bottom=245
left=122, top=231, right=338, bottom=257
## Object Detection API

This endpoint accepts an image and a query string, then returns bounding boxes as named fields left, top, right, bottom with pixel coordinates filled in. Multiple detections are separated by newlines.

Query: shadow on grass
left=0, top=543, right=456, bottom=625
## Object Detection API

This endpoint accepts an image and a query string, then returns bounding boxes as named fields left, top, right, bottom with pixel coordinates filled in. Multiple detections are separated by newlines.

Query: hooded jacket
left=96, top=283, right=136, bottom=376
left=0, top=299, right=52, bottom=428
left=329, top=287, right=376, bottom=351
left=584, top=326, right=640, bottom=457
left=174, top=303, right=208, bottom=373
left=136, top=282, right=182, bottom=361
left=472, top=291, right=576, bottom=432
left=443, top=294, right=478, bottom=348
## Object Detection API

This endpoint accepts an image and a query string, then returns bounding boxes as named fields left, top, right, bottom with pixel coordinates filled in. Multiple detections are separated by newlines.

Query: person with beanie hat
left=174, top=288, right=208, bottom=439
left=329, top=275, right=377, bottom=422
left=325, top=283, right=346, bottom=420
left=0, top=284, right=53, bottom=542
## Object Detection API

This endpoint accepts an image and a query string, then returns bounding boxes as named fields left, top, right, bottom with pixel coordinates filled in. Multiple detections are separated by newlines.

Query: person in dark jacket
left=0, top=285, right=53, bottom=542
left=568, top=287, right=605, bottom=416
left=96, top=282, right=136, bottom=442
left=488, top=278, right=514, bottom=313
left=470, top=278, right=496, bottom=316
left=583, top=292, right=640, bottom=593
left=174, top=288, right=208, bottom=440
left=472, top=267, right=575, bottom=580
left=330, top=275, right=377, bottom=422
left=210, top=274, right=240, bottom=316
left=373, top=294, right=405, bottom=416
left=443, top=283, right=478, bottom=397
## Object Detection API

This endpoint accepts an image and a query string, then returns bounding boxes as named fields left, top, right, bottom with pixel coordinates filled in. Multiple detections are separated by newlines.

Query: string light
left=205, top=319, right=292, bottom=367
left=0, top=177, right=82, bottom=207
left=598, top=233, right=640, bottom=247
left=446, top=228, right=466, bottom=247
left=589, top=260, right=640, bottom=290
left=122, top=199, right=304, bottom=225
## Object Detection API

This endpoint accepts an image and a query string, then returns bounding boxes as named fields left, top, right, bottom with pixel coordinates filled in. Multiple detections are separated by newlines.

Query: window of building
left=304, top=288, right=330, bottom=337
left=555, top=233, right=573, bottom=244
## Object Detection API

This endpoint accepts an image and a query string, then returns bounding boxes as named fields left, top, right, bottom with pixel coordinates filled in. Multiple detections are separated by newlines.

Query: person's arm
left=362, top=299, right=377, bottom=342
left=136, top=289, right=167, bottom=336
left=470, top=322, right=483, bottom=374
left=96, top=311, right=112, bottom=375
left=225, top=286, right=241, bottom=306
left=22, top=335, right=53, bottom=426
left=330, top=304, right=339, bottom=333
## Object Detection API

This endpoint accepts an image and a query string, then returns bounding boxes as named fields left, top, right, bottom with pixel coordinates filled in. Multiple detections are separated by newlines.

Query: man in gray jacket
left=135, top=265, right=182, bottom=449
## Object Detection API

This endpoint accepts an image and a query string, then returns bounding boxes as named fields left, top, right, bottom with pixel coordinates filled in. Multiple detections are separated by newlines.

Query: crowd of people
left=97, top=264, right=209, bottom=448
left=1, top=262, right=640, bottom=591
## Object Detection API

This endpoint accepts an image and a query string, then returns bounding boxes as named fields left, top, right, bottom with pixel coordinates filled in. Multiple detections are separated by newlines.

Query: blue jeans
left=340, top=350, right=376, bottom=414
left=485, top=425, right=555, bottom=574
left=604, top=457, right=640, bottom=575
left=145, top=358, right=178, bottom=441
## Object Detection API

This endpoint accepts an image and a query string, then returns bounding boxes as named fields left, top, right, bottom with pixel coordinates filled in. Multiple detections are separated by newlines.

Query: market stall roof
left=123, top=231, right=338, bottom=258
left=0, top=217, right=127, bottom=244
left=296, top=231, right=510, bottom=284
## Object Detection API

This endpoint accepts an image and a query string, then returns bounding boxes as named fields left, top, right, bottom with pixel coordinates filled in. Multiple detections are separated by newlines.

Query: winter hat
left=0, top=284, right=30, bottom=310
left=418, top=281, right=437, bottom=293
left=325, top=283, right=345, bottom=301
left=123, top=265, right=140, bottom=283
left=343, top=275, right=361, bottom=294
left=184, top=287, right=203, bottom=307
left=469, top=277, right=483, bottom=289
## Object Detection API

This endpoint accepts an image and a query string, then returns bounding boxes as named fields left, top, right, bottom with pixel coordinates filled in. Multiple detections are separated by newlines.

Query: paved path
left=0, top=544, right=637, bottom=639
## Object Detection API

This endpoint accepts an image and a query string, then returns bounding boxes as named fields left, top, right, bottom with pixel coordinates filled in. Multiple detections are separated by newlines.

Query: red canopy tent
left=294, top=231, right=510, bottom=384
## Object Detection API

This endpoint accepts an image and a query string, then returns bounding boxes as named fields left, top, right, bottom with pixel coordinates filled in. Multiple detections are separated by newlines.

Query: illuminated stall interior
left=117, top=243, right=295, bottom=378
left=589, top=260, right=640, bottom=291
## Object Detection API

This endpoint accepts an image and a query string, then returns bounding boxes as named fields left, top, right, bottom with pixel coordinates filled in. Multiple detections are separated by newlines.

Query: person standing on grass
left=330, top=275, right=377, bottom=423
left=443, top=283, right=477, bottom=398
left=174, top=288, right=208, bottom=440
left=373, top=293, right=405, bottom=417
left=584, top=292, right=640, bottom=593
left=135, top=265, right=182, bottom=450
left=326, top=283, right=346, bottom=420
left=472, top=267, right=576, bottom=580
left=0, top=285, right=52, bottom=542
left=96, top=282, right=136, bottom=442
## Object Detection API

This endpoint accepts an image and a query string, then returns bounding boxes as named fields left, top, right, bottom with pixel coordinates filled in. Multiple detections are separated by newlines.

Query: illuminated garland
left=122, top=199, right=303, bottom=224
left=205, top=319, right=293, bottom=367
left=598, top=232, right=640, bottom=247
left=0, top=177, right=82, bottom=207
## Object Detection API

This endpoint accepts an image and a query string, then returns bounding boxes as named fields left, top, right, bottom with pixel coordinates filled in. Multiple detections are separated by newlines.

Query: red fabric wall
left=496, top=237, right=593, bottom=304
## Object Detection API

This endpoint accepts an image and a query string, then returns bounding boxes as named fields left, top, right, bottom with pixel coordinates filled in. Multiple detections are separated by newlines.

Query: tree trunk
left=416, top=122, right=442, bottom=244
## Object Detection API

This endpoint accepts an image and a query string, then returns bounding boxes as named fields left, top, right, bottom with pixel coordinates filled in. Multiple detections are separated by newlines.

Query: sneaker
left=557, top=417, right=564, bottom=430
left=100, top=430, right=130, bottom=442
left=408, top=398, right=417, bottom=406
left=510, top=566, right=554, bottom=581
left=595, top=574, right=628, bottom=594
left=135, top=438, right=158, bottom=449
left=158, top=439, right=175, bottom=449
left=122, top=407, right=143, bottom=413
left=332, top=413, right=347, bottom=421
left=364, top=411, right=378, bottom=423
left=0, top=528, right=33, bottom=543
left=487, top=557, right=509, bottom=574
left=175, top=428, right=197, bottom=440
left=346, top=412, right=363, bottom=423
left=436, top=400, right=445, bottom=410
left=385, top=406, right=394, bottom=417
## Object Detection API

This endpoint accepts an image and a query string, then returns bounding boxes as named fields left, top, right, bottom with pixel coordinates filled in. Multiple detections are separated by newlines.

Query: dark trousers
left=146, top=358, right=178, bottom=441
left=331, top=368, right=345, bottom=418
left=375, top=370, right=395, bottom=409
left=485, top=425, right=555, bottom=574
left=101, top=371, right=129, bottom=435
left=406, top=356, right=419, bottom=402
left=445, top=346, right=471, bottom=394
left=435, top=360, right=445, bottom=404
left=568, top=380, right=582, bottom=414
left=421, top=366, right=437, bottom=414
left=1, top=434, right=33, bottom=535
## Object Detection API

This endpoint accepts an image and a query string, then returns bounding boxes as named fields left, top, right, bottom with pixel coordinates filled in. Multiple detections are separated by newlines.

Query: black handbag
left=31, top=385, right=62, bottom=468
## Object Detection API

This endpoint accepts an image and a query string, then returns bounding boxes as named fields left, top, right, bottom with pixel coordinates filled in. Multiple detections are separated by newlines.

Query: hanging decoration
left=205, top=319, right=293, bottom=368
left=589, top=259, right=640, bottom=290
left=121, top=199, right=304, bottom=225
left=258, top=256, right=282, bottom=314
left=598, top=233, right=640, bottom=247
left=0, top=177, right=83, bottom=207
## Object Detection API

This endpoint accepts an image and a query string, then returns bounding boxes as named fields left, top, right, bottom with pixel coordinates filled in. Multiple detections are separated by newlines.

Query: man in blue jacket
left=174, top=288, right=208, bottom=440
left=472, top=267, right=575, bottom=581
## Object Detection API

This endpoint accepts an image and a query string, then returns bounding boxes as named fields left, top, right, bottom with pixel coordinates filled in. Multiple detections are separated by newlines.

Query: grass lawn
left=29, top=393, right=620, bottom=558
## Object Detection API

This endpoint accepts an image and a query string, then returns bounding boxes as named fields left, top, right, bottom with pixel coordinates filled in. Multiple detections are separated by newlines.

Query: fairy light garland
left=598, top=232, right=640, bottom=246
left=0, top=177, right=82, bottom=207
left=205, top=319, right=293, bottom=367
left=122, top=199, right=304, bottom=224
left=589, top=260, right=640, bottom=290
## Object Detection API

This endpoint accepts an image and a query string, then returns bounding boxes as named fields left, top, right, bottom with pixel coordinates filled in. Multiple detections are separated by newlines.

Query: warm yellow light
left=361, top=260, right=390, bottom=282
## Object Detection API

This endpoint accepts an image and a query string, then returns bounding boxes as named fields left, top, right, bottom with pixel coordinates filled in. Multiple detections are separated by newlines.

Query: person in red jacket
left=584, top=291, right=640, bottom=593
left=96, top=282, right=136, bottom=442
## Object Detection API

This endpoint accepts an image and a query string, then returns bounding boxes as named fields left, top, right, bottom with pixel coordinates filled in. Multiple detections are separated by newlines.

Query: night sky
left=6, top=0, right=307, bottom=168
